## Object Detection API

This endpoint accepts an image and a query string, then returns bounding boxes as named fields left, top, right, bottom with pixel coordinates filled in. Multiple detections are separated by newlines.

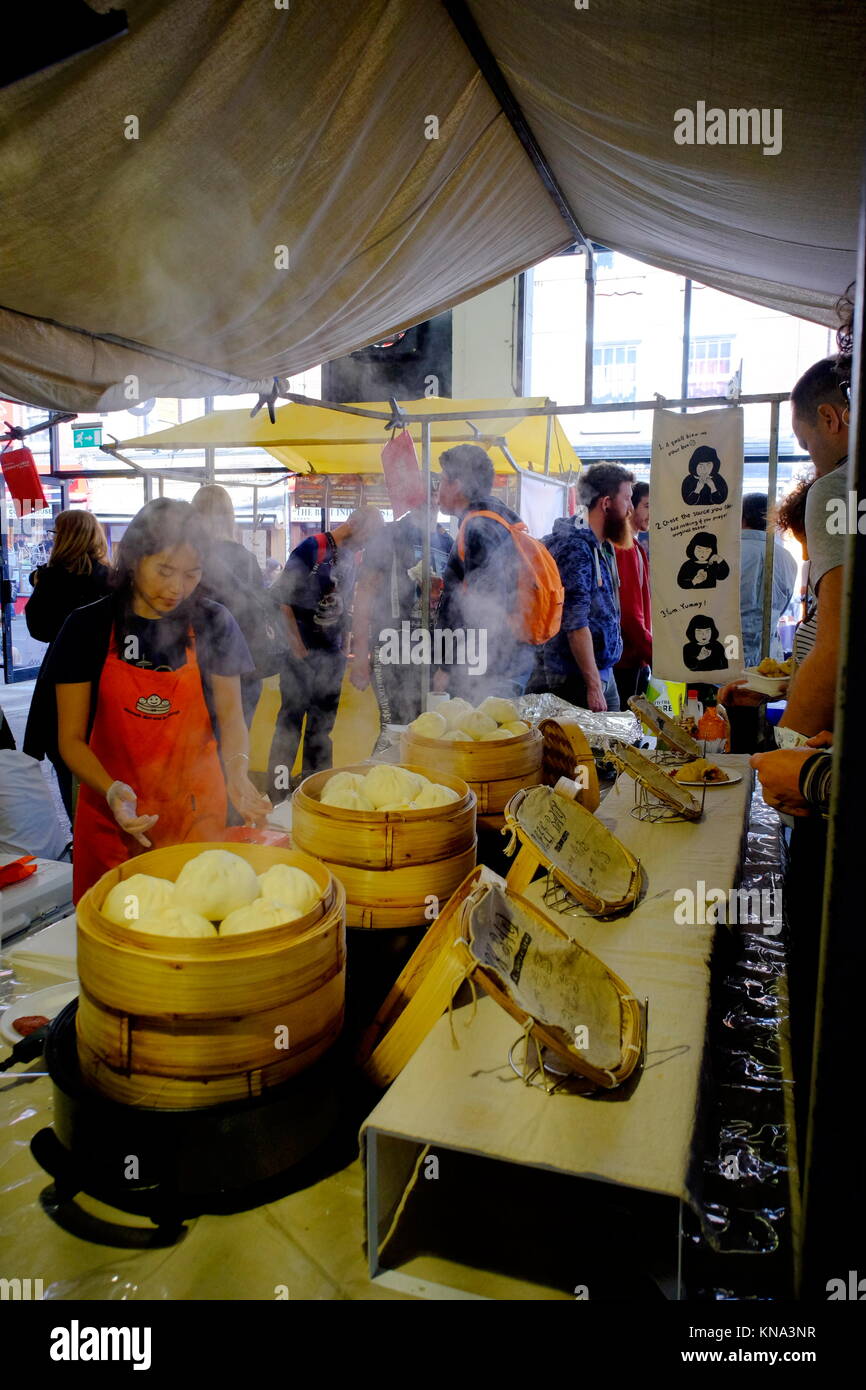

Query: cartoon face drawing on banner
left=681, top=446, right=729, bottom=506
left=682, top=614, right=728, bottom=672
left=676, top=532, right=731, bottom=590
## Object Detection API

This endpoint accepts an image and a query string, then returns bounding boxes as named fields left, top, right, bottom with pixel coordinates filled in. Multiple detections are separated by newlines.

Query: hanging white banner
left=650, top=406, right=744, bottom=684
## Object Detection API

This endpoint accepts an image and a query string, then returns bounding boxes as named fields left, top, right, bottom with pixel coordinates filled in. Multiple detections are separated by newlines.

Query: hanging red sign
left=381, top=430, right=424, bottom=516
left=1, top=445, right=48, bottom=513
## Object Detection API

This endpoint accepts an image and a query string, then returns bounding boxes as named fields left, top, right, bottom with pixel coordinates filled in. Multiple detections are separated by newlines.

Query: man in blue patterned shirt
left=541, top=464, right=634, bottom=711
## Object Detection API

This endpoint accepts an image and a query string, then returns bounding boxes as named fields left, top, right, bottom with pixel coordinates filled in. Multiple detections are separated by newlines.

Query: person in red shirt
left=613, top=482, right=652, bottom=707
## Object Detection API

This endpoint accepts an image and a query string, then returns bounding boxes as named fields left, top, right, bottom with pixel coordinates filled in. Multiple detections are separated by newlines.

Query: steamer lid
left=503, top=784, right=642, bottom=916
left=357, top=866, right=499, bottom=1086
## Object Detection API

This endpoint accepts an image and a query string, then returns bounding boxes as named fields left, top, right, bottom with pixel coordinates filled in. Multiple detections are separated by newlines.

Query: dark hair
left=790, top=355, right=851, bottom=422
left=110, top=499, right=210, bottom=638
left=631, top=481, right=649, bottom=508
left=577, top=462, right=634, bottom=510
left=685, top=614, right=719, bottom=642
left=687, top=446, right=721, bottom=475
left=741, top=493, right=767, bottom=530
left=685, top=531, right=718, bottom=560
left=439, top=444, right=494, bottom=504
left=775, top=476, right=812, bottom=544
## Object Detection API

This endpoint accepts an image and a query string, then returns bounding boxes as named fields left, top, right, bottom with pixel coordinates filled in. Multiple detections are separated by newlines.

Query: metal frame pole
left=680, top=279, right=692, bottom=412
left=420, top=420, right=433, bottom=709
left=801, top=156, right=866, bottom=1296
left=584, top=248, right=596, bottom=407
left=760, top=400, right=780, bottom=660
left=203, top=395, right=215, bottom=485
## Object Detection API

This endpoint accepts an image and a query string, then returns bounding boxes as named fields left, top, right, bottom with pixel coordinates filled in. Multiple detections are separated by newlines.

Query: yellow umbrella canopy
left=115, top=396, right=579, bottom=475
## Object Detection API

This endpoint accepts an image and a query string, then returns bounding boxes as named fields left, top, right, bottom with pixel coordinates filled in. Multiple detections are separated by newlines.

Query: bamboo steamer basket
left=292, top=764, right=477, bottom=930
left=538, top=717, right=600, bottom=813
left=75, top=842, right=346, bottom=1109
left=400, top=726, right=544, bottom=830
left=359, top=866, right=643, bottom=1090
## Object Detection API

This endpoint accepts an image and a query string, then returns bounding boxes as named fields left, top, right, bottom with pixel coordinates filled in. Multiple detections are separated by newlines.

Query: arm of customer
left=57, top=682, right=159, bottom=845
left=779, top=566, right=842, bottom=735
left=751, top=747, right=832, bottom=817
left=211, top=674, right=271, bottom=825
left=567, top=628, right=607, bottom=712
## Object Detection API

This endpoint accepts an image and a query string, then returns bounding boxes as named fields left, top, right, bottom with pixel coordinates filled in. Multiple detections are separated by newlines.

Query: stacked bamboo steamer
left=399, top=728, right=544, bottom=831
left=76, top=842, right=346, bottom=1109
left=292, top=763, right=476, bottom=929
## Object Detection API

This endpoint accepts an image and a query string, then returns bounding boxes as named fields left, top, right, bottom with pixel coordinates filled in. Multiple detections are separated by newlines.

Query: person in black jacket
left=23, top=509, right=111, bottom=818
left=24, top=509, right=110, bottom=644
left=190, top=485, right=267, bottom=727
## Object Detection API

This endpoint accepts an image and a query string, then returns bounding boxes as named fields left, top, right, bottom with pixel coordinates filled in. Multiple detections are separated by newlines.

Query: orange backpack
left=456, top=510, right=564, bottom=646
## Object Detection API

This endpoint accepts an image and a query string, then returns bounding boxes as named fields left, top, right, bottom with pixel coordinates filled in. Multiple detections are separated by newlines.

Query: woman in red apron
left=54, top=500, right=271, bottom=902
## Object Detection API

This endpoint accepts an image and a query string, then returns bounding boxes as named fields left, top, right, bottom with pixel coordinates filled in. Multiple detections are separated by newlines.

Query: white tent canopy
left=0, top=0, right=862, bottom=412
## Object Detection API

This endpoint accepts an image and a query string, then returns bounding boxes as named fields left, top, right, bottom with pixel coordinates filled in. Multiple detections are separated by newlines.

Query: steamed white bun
left=220, top=899, right=303, bottom=936
left=128, top=908, right=217, bottom=938
left=410, top=782, right=461, bottom=808
left=321, top=770, right=365, bottom=798
left=174, top=849, right=260, bottom=921
left=457, top=711, right=498, bottom=740
left=103, top=873, right=174, bottom=925
left=408, top=711, right=447, bottom=739
left=258, top=864, right=321, bottom=914
left=501, top=720, right=530, bottom=736
left=480, top=727, right=514, bottom=741
left=440, top=698, right=475, bottom=731
left=442, top=729, right=472, bottom=741
left=321, top=787, right=375, bottom=811
left=478, top=696, right=521, bottom=725
left=362, top=764, right=422, bottom=809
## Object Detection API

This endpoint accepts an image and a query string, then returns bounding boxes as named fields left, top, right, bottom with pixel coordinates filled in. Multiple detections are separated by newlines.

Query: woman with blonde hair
left=24, top=508, right=111, bottom=819
left=25, top=509, right=109, bottom=643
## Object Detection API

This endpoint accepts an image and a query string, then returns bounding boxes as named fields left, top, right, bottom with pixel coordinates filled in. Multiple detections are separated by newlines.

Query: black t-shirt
left=271, top=534, right=357, bottom=651
left=361, top=516, right=452, bottom=640
left=45, top=595, right=253, bottom=737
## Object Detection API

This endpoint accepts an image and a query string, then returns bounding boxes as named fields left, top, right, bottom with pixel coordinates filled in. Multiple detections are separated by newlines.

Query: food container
left=75, top=842, right=346, bottom=1109
left=400, top=726, right=544, bottom=830
left=292, top=764, right=476, bottom=930
left=743, top=667, right=790, bottom=697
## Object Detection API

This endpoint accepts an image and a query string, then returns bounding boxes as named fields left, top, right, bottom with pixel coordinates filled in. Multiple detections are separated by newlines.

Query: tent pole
left=441, top=0, right=589, bottom=251
left=204, top=395, right=215, bottom=484
left=584, top=250, right=595, bottom=406
left=420, top=420, right=433, bottom=710
left=759, top=400, right=780, bottom=660
left=800, top=161, right=865, bottom=1296
left=680, top=279, right=692, bottom=412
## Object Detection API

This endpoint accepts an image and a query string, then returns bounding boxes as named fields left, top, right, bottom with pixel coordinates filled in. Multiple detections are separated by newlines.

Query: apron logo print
left=136, top=693, right=171, bottom=716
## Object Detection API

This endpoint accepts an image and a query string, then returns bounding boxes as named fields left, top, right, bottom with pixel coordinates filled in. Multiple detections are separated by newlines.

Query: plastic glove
left=105, top=781, right=159, bottom=847
left=226, top=769, right=272, bottom=827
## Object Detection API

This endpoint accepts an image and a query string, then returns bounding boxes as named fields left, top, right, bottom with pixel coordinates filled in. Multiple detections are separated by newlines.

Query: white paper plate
left=675, top=772, right=744, bottom=788
left=0, top=982, right=79, bottom=1045
left=743, top=668, right=789, bottom=696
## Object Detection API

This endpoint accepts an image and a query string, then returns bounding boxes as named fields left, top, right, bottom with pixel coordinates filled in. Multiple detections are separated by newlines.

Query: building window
left=592, top=342, right=638, bottom=404
left=688, top=336, right=733, bottom=397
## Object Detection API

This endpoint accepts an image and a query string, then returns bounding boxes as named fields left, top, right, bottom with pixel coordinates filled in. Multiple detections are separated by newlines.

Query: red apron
left=72, top=629, right=228, bottom=902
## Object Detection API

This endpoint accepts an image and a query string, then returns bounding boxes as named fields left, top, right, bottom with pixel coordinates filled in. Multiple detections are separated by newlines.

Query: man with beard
left=541, top=464, right=633, bottom=712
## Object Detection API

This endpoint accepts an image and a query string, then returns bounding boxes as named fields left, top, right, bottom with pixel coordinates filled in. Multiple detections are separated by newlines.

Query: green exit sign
left=73, top=424, right=102, bottom=448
